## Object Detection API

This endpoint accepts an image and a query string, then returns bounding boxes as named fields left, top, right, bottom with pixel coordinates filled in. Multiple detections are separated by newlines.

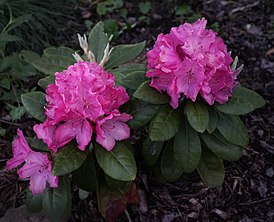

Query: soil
left=1, top=0, right=273, bottom=221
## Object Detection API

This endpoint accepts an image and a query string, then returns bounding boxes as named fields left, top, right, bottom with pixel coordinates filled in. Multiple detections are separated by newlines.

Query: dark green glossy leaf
left=38, top=75, right=55, bottom=89
left=42, top=176, right=71, bottom=222
left=186, top=100, right=209, bottom=133
left=207, top=108, right=218, bottom=134
left=161, top=140, right=183, bottom=181
left=126, top=100, right=160, bottom=129
left=174, top=120, right=201, bottom=173
left=52, top=142, right=87, bottom=176
left=217, top=113, right=249, bottom=146
left=88, top=21, right=108, bottom=63
left=26, top=190, right=43, bottom=214
left=32, top=47, right=75, bottom=75
left=142, top=138, right=164, bottom=166
left=21, top=92, right=46, bottom=122
left=197, top=147, right=225, bottom=187
left=72, top=153, right=97, bottom=192
left=133, top=81, right=170, bottom=105
left=200, top=131, right=242, bottom=161
left=215, top=86, right=265, bottom=115
left=104, top=41, right=146, bottom=70
left=149, top=105, right=180, bottom=141
left=95, top=142, right=137, bottom=181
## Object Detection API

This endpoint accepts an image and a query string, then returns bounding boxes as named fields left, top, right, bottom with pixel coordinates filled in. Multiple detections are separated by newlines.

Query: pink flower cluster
left=6, top=129, right=58, bottom=194
left=34, top=61, right=132, bottom=152
left=147, top=18, right=237, bottom=108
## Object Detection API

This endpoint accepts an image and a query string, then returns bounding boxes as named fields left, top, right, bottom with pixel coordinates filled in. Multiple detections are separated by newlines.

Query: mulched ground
left=1, top=0, right=273, bottom=221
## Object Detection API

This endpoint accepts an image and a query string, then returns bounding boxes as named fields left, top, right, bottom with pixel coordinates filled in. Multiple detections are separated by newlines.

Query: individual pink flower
left=146, top=18, right=236, bottom=108
left=18, top=152, right=58, bottom=194
left=6, top=129, right=31, bottom=170
left=6, top=129, right=57, bottom=195
left=96, top=110, right=132, bottom=151
left=34, top=61, right=131, bottom=151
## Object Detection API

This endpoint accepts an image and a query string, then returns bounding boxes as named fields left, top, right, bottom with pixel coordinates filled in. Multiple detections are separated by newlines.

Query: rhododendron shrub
left=6, top=22, right=144, bottom=221
left=5, top=19, right=265, bottom=222
left=133, top=18, right=265, bottom=186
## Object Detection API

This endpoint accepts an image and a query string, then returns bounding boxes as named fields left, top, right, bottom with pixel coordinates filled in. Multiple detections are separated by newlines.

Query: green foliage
left=149, top=105, right=180, bottom=141
left=215, top=86, right=265, bottom=115
left=95, top=142, right=137, bottom=181
left=52, top=142, right=87, bottom=176
left=96, top=0, right=124, bottom=16
left=42, top=176, right=71, bottom=222
left=134, top=81, right=170, bottom=104
left=160, top=140, right=183, bottom=181
left=88, top=21, right=108, bottom=63
left=32, top=47, right=75, bottom=75
left=197, top=148, right=225, bottom=187
left=125, top=99, right=160, bottom=129
left=186, top=100, right=209, bottom=133
left=26, top=190, right=43, bottom=214
left=142, top=138, right=164, bottom=166
left=173, top=119, right=201, bottom=173
left=104, top=41, right=146, bottom=70
left=0, top=0, right=77, bottom=53
left=21, top=92, right=46, bottom=122
left=72, top=153, right=98, bottom=192
left=200, top=131, right=242, bottom=161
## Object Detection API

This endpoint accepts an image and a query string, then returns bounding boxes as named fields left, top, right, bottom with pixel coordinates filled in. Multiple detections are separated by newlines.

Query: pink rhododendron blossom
left=96, top=110, right=132, bottom=151
left=147, top=18, right=237, bottom=108
left=6, top=129, right=31, bottom=170
left=34, top=61, right=131, bottom=151
left=6, top=129, right=57, bottom=194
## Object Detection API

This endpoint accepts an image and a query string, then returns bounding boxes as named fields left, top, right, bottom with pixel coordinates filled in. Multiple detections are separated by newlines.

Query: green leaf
left=96, top=2, right=107, bottom=15
left=26, top=190, right=43, bottom=214
left=21, top=92, right=46, bottom=122
left=215, top=86, right=266, bottom=115
left=161, top=140, right=183, bottom=181
left=174, top=119, right=201, bottom=173
left=217, top=113, right=249, bottom=146
left=197, top=148, right=225, bottom=187
left=200, top=131, right=242, bottom=161
left=149, top=105, right=180, bottom=141
left=134, top=81, right=170, bottom=105
left=126, top=100, right=160, bottom=129
left=104, top=41, right=146, bottom=70
left=138, top=1, right=151, bottom=14
left=186, top=100, right=209, bottom=133
left=9, top=106, right=26, bottom=121
left=52, top=142, right=87, bottom=176
left=142, top=138, right=164, bottom=166
left=5, top=14, right=32, bottom=33
left=38, top=75, right=55, bottom=89
left=111, top=64, right=146, bottom=87
left=207, top=108, right=218, bottom=134
left=0, top=34, right=22, bottom=43
left=88, top=21, right=108, bottom=63
left=105, top=174, right=129, bottom=190
left=72, top=153, right=97, bottom=192
left=43, top=47, right=74, bottom=58
left=32, top=47, right=75, bottom=75
left=0, top=78, right=10, bottom=90
left=21, top=50, right=40, bottom=64
left=42, top=176, right=71, bottom=222
left=119, top=69, right=147, bottom=90
left=95, top=142, right=137, bottom=181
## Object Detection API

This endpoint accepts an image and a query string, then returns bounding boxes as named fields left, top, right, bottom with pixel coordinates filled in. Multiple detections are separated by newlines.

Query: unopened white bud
left=72, top=52, right=84, bottom=62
